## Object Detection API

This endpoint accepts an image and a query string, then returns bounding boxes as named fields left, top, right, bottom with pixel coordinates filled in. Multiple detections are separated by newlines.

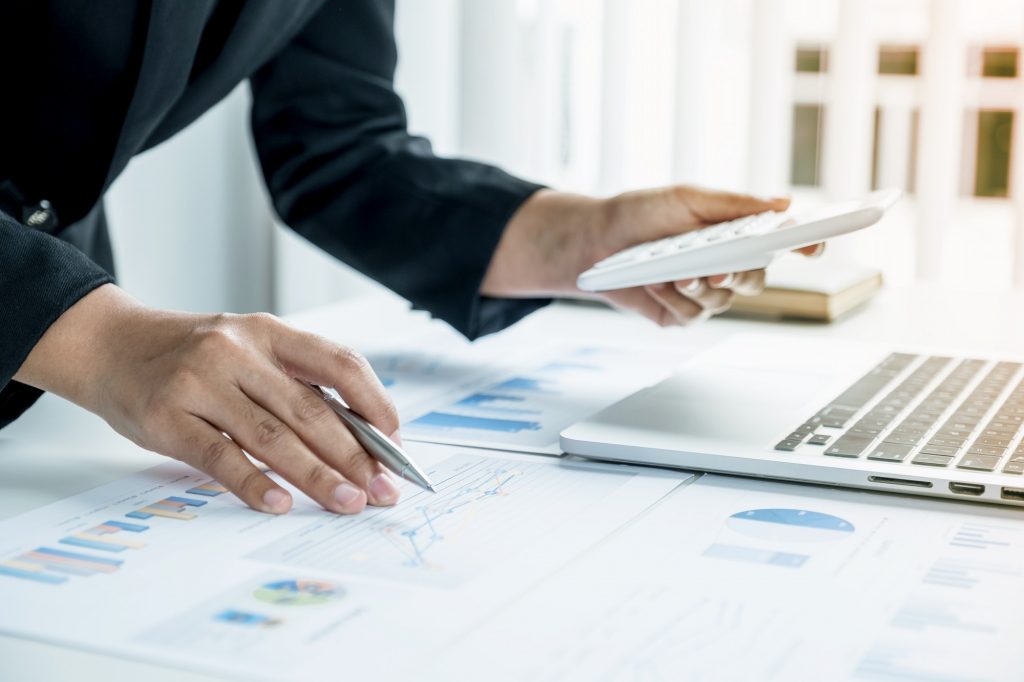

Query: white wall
left=105, top=86, right=274, bottom=314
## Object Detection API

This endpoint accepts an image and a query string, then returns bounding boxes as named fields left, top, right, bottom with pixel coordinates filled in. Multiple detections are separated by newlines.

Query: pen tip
left=427, top=483, right=438, bottom=493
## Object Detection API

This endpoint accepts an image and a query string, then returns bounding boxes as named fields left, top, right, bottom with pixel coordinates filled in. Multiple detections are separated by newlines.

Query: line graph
left=248, top=453, right=624, bottom=587
left=381, top=466, right=518, bottom=568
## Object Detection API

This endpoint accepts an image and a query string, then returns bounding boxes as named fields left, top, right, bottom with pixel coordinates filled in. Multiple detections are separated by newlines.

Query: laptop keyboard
left=775, top=353, right=1024, bottom=474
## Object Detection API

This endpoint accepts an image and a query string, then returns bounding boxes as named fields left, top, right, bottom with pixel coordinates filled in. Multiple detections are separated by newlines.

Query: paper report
left=0, top=443, right=688, bottom=680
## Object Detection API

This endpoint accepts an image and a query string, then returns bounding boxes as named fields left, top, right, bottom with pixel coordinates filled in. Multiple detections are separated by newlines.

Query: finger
left=645, top=283, right=708, bottom=326
left=209, top=390, right=368, bottom=514
left=241, top=369, right=400, bottom=507
left=601, top=287, right=678, bottom=327
left=269, top=322, right=400, bottom=441
left=174, top=415, right=292, bottom=515
left=676, top=186, right=790, bottom=224
left=795, top=243, right=826, bottom=257
left=706, top=273, right=736, bottom=289
left=673, top=278, right=702, bottom=296
left=674, top=279, right=735, bottom=315
left=725, top=269, right=766, bottom=297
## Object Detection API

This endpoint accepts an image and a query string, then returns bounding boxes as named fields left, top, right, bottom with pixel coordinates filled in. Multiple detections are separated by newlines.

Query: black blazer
left=0, top=0, right=546, bottom=427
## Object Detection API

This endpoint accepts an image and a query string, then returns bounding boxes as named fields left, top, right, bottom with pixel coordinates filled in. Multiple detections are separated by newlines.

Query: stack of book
left=726, top=255, right=883, bottom=322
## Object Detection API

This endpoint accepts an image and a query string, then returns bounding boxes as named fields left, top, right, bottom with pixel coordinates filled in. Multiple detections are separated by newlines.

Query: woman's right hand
left=13, top=283, right=402, bottom=515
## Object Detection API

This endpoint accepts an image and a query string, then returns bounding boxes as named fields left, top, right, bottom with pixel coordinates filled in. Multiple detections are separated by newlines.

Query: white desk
left=2, top=285, right=1021, bottom=681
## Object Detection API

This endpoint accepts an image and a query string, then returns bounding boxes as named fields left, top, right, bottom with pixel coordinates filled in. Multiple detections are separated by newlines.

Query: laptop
left=560, top=333, right=1024, bottom=506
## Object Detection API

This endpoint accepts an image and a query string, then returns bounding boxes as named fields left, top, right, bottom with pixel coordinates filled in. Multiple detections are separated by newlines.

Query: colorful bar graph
left=102, top=520, right=149, bottom=532
left=126, top=510, right=153, bottom=520
left=0, top=561, right=68, bottom=584
left=134, top=506, right=197, bottom=521
left=186, top=481, right=229, bottom=497
left=165, top=496, right=207, bottom=507
left=59, top=535, right=128, bottom=553
left=24, top=548, right=122, bottom=576
left=72, top=532, right=145, bottom=549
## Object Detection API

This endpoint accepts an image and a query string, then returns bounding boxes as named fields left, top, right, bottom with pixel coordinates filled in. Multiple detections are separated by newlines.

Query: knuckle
left=294, top=390, right=331, bottom=425
left=194, top=325, right=239, bottom=355
left=199, top=436, right=233, bottom=471
left=333, top=345, right=370, bottom=373
left=243, top=311, right=280, bottom=330
left=254, top=416, right=287, bottom=448
left=236, top=468, right=267, bottom=498
left=302, top=462, right=333, bottom=491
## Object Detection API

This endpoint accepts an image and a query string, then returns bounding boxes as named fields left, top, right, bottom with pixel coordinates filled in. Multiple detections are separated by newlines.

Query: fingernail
left=262, top=488, right=291, bottom=514
left=389, top=429, right=403, bottom=446
left=812, top=243, right=826, bottom=258
left=333, top=482, right=364, bottom=510
left=677, top=279, right=701, bottom=294
left=713, top=273, right=735, bottom=288
left=369, top=473, right=400, bottom=506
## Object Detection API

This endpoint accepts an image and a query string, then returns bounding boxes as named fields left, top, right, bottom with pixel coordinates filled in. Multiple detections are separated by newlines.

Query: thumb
left=676, top=186, right=790, bottom=224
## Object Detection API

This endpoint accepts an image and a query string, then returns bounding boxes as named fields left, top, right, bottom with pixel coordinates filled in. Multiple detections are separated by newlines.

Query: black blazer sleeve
left=0, top=210, right=113, bottom=422
left=249, top=0, right=550, bottom=339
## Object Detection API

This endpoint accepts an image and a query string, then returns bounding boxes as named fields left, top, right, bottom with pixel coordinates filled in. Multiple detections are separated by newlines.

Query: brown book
left=726, top=256, right=883, bottom=322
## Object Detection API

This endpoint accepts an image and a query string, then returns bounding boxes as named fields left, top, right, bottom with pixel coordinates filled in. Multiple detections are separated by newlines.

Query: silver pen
left=302, top=381, right=437, bottom=493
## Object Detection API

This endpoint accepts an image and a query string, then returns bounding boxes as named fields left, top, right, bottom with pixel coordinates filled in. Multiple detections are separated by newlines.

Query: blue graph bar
left=491, top=377, right=550, bottom=393
left=538, top=361, right=601, bottom=373
left=456, top=393, right=526, bottom=407
left=29, top=559, right=95, bottom=576
left=34, top=547, right=123, bottom=566
left=703, top=543, right=808, bottom=568
left=104, top=520, right=149, bottom=532
left=59, top=536, right=128, bottom=553
left=165, top=496, right=207, bottom=507
left=0, top=565, right=68, bottom=584
left=410, top=412, right=542, bottom=433
left=126, top=510, right=153, bottom=519
left=185, top=487, right=223, bottom=497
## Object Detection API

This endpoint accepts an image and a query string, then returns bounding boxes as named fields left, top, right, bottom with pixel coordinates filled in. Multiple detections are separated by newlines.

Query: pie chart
left=726, top=508, right=855, bottom=543
left=253, top=579, right=344, bottom=606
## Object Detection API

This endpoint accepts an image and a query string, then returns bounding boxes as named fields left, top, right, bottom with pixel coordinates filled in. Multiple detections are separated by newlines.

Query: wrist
left=481, top=189, right=609, bottom=297
left=13, top=284, right=145, bottom=408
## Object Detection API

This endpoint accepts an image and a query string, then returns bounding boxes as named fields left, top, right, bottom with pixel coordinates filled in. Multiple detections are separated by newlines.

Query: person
left=1, top=1, right=820, bottom=517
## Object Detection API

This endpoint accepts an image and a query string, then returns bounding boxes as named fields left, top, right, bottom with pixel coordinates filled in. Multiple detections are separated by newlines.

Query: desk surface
left=1, top=284, right=1021, bottom=681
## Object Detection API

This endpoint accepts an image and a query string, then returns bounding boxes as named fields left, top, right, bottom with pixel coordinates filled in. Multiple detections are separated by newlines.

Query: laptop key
left=967, top=445, right=1005, bottom=457
left=919, top=443, right=959, bottom=457
left=786, top=432, right=809, bottom=443
left=958, top=455, right=1001, bottom=471
left=912, top=453, right=953, bottom=467
left=976, top=436, right=1013, bottom=448
left=868, top=443, right=913, bottom=462
left=1003, top=461, right=1024, bottom=475
left=883, top=433, right=922, bottom=446
left=927, top=436, right=967, bottom=448
left=826, top=437, right=873, bottom=458
left=808, top=434, right=830, bottom=446
left=774, top=439, right=803, bottom=452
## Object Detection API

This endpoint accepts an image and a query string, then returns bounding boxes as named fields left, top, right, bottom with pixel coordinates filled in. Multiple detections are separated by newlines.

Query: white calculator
left=576, top=188, right=902, bottom=292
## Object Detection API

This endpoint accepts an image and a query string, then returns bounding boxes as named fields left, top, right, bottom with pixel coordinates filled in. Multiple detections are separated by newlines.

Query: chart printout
left=424, top=474, right=1024, bottom=681
left=364, top=340, right=690, bottom=454
left=0, top=444, right=687, bottom=680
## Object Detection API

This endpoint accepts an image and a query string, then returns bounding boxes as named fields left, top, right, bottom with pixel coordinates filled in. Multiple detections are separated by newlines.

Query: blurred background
left=105, top=0, right=1024, bottom=316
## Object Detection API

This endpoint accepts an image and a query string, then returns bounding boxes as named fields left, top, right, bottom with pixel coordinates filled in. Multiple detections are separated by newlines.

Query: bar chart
left=402, top=344, right=685, bottom=453
left=0, top=478, right=228, bottom=586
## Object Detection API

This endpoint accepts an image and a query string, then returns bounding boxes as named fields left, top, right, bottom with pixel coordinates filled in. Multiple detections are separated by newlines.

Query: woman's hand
left=14, top=284, right=401, bottom=515
left=482, top=185, right=823, bottom=326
